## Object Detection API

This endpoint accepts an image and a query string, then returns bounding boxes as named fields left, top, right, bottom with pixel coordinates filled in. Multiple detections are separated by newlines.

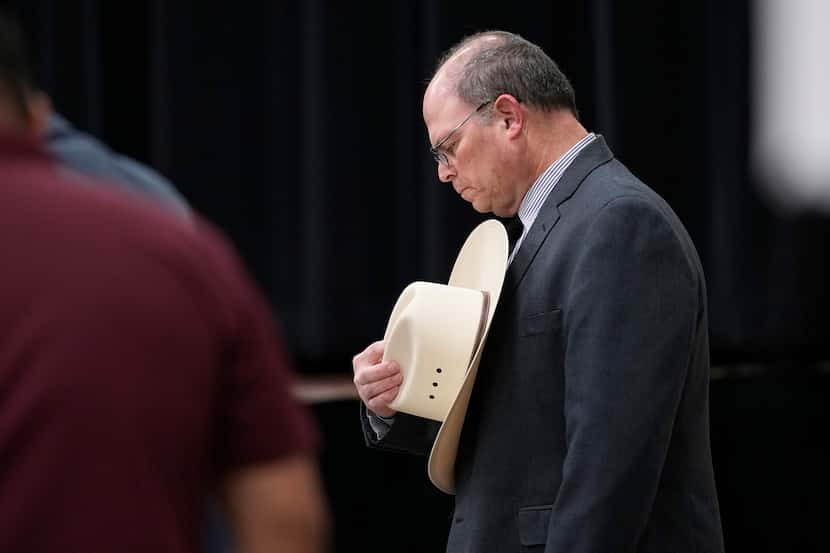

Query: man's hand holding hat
left=353, top=341, right=401, bottom=419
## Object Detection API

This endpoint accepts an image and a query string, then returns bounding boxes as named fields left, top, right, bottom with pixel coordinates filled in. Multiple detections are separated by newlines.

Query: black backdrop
left=10, top=0, right=830, bottom=366
left=6, top=1, right=830, bottom=551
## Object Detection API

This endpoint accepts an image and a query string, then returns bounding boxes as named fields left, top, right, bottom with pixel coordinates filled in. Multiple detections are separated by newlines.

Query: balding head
left=426, top=31, right=577, bottom=117
left=424, top=34, right=497, bottom=115
left=421, top=31, right=587, bottom=217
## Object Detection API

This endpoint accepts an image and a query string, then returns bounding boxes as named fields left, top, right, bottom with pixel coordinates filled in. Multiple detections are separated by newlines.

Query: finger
left=353, top=360, right=400, bottom=386
left=352, top=340, right=385, bottom=372
left=355, top=368, right=401, bottom=403
left=367, top=340, right=385, bottom=358
left=364, top=372, right=403, bottom=400
left=368, top=387, right=400, bottom=414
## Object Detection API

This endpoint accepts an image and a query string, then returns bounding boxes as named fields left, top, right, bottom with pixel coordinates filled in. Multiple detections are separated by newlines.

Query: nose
left=437, top=162, right=455, bottom=183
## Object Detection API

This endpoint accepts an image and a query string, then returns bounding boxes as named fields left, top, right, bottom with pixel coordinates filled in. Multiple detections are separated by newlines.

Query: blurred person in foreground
left=353, top=31, right=723, bottom=552
left=0, top=11, right=327, bottom=553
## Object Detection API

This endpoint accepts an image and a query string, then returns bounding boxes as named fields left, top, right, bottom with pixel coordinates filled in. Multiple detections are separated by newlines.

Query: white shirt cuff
left=367, top=412, right=395, bottom=440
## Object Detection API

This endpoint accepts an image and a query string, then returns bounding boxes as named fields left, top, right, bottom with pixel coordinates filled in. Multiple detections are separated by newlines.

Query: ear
left=492, top=94, right=524, bottom=139
left=26, top=90, right=53, bottom=139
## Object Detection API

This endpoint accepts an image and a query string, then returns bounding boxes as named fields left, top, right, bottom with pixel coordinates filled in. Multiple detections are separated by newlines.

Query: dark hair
left=0, top=9, right=34, bottom=119
left=435, top=30, right=577, bottom=116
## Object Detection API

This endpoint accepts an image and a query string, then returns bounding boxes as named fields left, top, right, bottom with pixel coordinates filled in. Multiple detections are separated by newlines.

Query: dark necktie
left=504, top=215, right=524, bottom=255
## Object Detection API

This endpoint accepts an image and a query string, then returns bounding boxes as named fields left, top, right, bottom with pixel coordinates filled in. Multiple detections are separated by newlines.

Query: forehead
left=423, top=40, right=494, bottom=143
left=423, top=86, right=472, bottom=146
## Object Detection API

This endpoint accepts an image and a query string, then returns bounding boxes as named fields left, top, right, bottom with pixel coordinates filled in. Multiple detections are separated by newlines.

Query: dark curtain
left=10, top=0, right=830, bottom=367
left=6, top=2, right=830, bottom=551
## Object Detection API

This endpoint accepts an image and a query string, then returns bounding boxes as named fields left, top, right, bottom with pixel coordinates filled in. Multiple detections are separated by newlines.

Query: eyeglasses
left=429, top=99, right=492, bottom=167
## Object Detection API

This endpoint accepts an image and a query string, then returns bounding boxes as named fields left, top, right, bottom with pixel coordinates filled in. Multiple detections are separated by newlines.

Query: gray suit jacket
left=362, top=137, right=724, bottom=553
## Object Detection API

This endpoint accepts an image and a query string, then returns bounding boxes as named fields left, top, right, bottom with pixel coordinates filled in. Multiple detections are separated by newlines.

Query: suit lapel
left=505, top=136, right=615, bottom=295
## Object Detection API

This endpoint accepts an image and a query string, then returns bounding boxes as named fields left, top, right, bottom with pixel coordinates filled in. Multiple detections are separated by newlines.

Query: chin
left=467, top=196, right=490, bottom=213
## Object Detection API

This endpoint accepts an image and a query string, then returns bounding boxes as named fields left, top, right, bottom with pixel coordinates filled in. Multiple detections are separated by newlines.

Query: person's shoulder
left=577, top=159, right=670, bottom=214
left=46, top=168, right=235, bottom=280
left=66, top=177, right=259, bottom=325
left=45, top=113, right=190, bottom=213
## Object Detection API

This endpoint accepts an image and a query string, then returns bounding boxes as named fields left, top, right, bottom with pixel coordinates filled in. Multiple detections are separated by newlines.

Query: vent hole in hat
left=432, top=382, right=438, bottom=387
left=436, top=368, right=442, bottom=373
left=429, top=395, right=435, bottom=399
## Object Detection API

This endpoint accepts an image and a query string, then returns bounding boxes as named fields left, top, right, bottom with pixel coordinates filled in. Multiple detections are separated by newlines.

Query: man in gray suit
left=353, top=31, right=724, bottom=552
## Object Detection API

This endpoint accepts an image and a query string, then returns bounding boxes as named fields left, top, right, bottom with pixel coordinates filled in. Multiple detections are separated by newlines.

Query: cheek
left=484, top=163, right=506, bottom=194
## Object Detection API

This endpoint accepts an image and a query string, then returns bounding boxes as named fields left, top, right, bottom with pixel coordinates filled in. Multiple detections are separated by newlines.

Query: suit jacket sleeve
left=547, top=196, right=700, bottom=552
left=359, top=403, right=440, bottom=457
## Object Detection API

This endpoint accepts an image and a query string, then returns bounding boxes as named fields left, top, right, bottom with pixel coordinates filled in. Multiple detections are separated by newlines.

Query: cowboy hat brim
left=427, top=219, right=508, bottom=493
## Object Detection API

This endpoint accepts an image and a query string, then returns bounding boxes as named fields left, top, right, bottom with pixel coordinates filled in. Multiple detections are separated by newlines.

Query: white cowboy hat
left=382, top=219, right=508, bottom=493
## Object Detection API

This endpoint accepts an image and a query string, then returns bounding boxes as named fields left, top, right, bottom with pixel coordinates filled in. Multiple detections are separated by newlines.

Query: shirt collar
left=517, top=132, right=596, bottom=229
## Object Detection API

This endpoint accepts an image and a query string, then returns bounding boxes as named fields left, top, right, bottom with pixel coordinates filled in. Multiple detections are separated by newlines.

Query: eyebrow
left=430, top=99, right=492, bottom=150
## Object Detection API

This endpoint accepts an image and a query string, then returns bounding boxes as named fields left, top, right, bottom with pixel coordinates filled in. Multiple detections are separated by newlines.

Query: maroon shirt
left=0, top=135, right=317, bottom=552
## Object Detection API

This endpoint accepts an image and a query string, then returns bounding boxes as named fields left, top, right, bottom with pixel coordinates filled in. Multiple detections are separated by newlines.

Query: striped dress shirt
left=508, top=132, right=596, bottom=264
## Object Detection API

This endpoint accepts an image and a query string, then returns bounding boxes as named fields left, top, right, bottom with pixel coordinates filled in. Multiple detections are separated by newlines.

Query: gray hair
left=435, top=31, right=577, bottom=117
